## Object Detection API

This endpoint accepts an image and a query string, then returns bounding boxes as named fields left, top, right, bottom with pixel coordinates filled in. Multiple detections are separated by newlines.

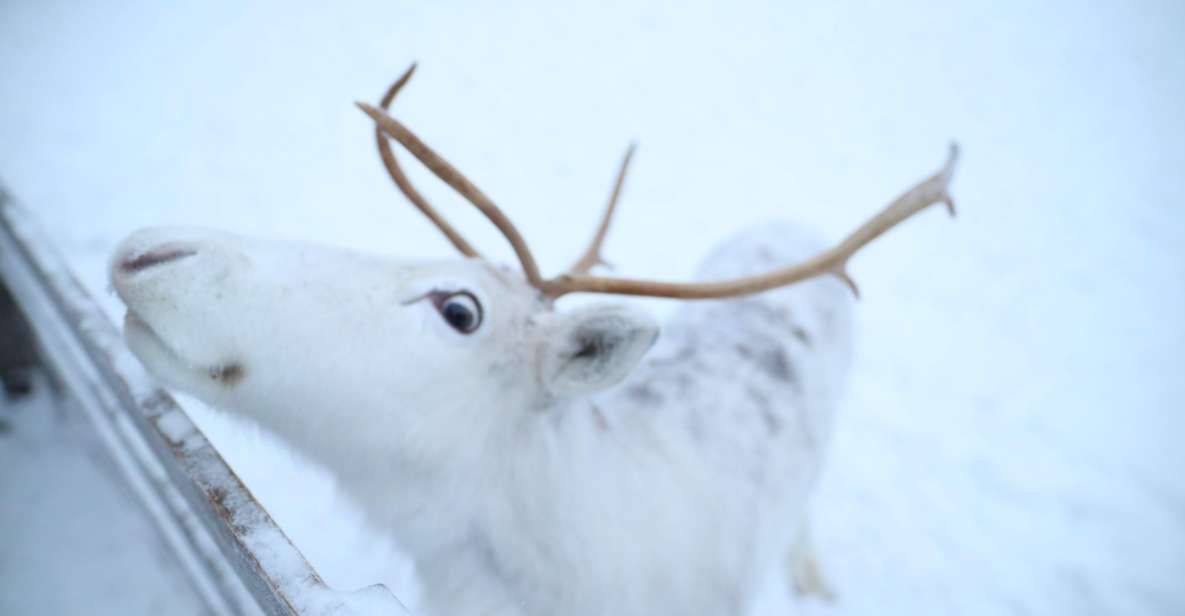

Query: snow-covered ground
left=1, top=1, right=1182, bottom=614
left=0, top=376, right=207, bottom=616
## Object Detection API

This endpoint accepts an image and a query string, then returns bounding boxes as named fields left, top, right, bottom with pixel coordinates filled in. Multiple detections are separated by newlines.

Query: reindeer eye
left=434, top=291, right=482, bottom=334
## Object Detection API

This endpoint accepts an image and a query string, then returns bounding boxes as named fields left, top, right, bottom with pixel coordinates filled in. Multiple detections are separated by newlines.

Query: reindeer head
left=111, top=63, right=957, bottom=478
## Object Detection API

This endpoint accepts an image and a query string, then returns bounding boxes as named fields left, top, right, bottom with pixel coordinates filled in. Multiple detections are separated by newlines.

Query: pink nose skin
left=118, top=246, right=197, bottom=274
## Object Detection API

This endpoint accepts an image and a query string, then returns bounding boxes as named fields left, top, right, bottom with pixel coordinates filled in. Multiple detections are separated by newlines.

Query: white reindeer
left=110, top=65, right=958, bottom=615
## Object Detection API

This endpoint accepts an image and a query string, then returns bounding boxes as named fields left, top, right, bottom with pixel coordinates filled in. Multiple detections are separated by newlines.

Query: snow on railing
left=0, top=189, right=409, bottom=616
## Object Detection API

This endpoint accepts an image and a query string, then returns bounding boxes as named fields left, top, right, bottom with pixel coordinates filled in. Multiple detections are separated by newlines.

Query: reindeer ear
left=538, top=303, right=659, bottom=397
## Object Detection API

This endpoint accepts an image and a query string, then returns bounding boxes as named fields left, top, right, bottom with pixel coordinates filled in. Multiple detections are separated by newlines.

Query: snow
left=0, top=376, right=208, bottom=616
left=2, top=0, right=1183, bottom=614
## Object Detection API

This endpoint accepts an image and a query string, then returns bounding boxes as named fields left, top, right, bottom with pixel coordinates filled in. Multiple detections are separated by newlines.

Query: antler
left=359, top=100, right=543, bottom=286
left=359, top=66, right=959, bottom=301
left=372, top=64, right=481, bottom=258
left=540, top=144, right=959, bottom=299
left=566, top=143, right=636, bottom=274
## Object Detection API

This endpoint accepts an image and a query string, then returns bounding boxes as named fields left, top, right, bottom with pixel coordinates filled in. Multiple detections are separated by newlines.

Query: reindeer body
left=112, top=221, right=851, bottom=616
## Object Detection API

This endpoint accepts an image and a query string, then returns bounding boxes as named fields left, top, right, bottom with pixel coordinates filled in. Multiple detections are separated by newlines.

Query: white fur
left=110, top=222, right=853, bottom=615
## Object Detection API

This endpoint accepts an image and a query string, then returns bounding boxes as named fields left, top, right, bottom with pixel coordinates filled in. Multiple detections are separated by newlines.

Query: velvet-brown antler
left=372, top=64, right=481, bottom=258
left=358, top=83, right=544, bottom=286
left=566, top=143, right=636, bottom=275
left=360, top=66, right=959, bottom=300
left=541, top=144, right=959, bottom=299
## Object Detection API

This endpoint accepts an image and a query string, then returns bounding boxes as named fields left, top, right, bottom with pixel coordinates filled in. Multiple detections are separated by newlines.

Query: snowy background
left=2, top=0, right=1183, bottom=614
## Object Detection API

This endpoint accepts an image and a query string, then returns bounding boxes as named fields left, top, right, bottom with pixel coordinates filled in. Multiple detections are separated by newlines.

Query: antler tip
left=942, top=142, right=960, bottom=178
left=940, top=142, right=960, bottom=216
left=378, top=63, right=420, bottom=108
left=834, top=269, right=861, bottom=299
left=356, top=100, right=382, bottom=119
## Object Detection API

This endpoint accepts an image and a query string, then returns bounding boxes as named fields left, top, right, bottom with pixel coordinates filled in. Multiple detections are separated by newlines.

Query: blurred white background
left=2, top=1, right=1183, bottom=614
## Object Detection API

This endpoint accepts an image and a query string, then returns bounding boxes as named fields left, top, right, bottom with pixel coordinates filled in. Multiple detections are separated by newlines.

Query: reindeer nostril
left=120, top=247, right=197, bottom=274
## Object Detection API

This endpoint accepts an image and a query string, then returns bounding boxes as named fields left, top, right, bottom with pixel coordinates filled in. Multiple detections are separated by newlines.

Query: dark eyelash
left=400, top=289, right=452, bottom=306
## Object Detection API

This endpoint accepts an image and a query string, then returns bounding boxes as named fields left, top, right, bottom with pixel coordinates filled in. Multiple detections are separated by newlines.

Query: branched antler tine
left=540, top=144, right=960, bottom=300
left=357, top=101, right=544, bottom=287
left=834, top=142, right=959, bottom=258
left=567, top=142, right=636, bottom=274
left=372, top=64, right=481, bottom=258
left=823, top=142, right=959, bottom=297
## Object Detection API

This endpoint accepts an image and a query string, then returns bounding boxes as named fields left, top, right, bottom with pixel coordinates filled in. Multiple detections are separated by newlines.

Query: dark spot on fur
left=209, top=363, right=245, bottom=387
left=627, top=382, right=663, bottom=405
left=739, top=338, right=800, bottom=387
left=791, top=327, right=812, bottom=348
left=745, top=385, right=781, bottom=436
left=759, top=347, right=796, bottom=385
left=745, top=384, right=770, bottom=408
left=761, top=410, right=783, bottom=435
